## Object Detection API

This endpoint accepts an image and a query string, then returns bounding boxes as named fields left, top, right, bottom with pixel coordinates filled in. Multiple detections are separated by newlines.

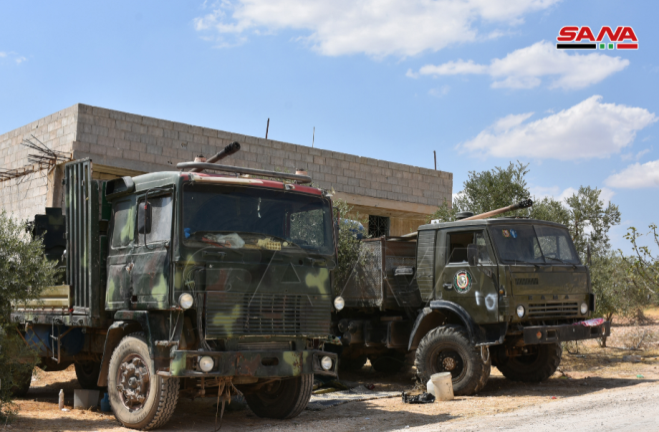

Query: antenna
left=312, top=127, right=315, bottom=148
left=434, top=150, right=437, bottom=170
left=265, top=118, right=270, bottom=139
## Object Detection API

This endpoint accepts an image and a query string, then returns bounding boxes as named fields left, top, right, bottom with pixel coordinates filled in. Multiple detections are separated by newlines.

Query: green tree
left=0, top=210, right=60, bottom=420
left=332, top=199, right=370, bottom=296
left=428, top=161, right=530, bottom=222
left=624, top=224, right=659, bottom=305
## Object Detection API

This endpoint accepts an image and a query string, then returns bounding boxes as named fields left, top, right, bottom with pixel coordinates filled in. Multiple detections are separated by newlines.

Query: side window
left=112, top=199, right=134, bottom=248
left=447, top=232, right=472, bottom=263
left=447, top=231, right=492, bottom=264
left=139, top=195, right=173, bottom=244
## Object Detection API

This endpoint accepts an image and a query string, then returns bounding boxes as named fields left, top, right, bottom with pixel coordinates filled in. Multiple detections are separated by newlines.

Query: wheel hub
left=116, top=356, right=150, bottom=409
left=442, top=356, right=457, bottom=371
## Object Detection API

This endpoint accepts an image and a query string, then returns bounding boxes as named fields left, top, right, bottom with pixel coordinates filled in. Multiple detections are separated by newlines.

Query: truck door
left=106, top=196, right=136, bottom=310
left=438, top=230, right=499, bottom=324
left=131, top=192, right=173, bottom=309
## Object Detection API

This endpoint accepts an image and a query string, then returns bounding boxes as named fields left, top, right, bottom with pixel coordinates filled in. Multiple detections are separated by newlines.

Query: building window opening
left=368, top=215, right=390, bottom=238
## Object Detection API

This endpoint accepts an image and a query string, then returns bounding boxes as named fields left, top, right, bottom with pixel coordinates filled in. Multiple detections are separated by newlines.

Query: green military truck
left=330, top=200, right=610, bottom=395
left=11, top=143, right=339, bottom=429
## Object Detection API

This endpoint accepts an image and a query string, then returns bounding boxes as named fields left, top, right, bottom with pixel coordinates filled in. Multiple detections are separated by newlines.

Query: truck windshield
left=490, top=224, right=580, bottom=265
left=182, top=184, right=333, bottom=255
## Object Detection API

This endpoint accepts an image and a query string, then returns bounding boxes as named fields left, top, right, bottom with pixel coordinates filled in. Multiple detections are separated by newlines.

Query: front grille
left=528, top=302, right=579, bottom=318
left=205, top=292, right=330, bottom=339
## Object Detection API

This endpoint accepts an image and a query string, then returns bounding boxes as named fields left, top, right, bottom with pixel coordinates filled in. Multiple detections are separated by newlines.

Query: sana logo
left=556, top=26, right=638, bottom=50
left=453, top=270, right=473, bottom=294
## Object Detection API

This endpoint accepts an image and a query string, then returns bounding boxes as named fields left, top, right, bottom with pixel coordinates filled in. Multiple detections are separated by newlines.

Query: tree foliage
left=428, top=161, right=530, bottom=223
left=624, top=224, right=659, bottom=303
left=531, top=186, right=621, bottom=259
left=0, top=211, right=60, bottom=420
left=332, top=199, right=370, bottom=296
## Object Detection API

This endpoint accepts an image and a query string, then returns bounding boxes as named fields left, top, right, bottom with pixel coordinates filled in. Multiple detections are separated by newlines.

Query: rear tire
left=414, top=325, right=490, bottom=396
left=245, top=374, right=313, bottom=419
left=495, top=343, right=562, bottom=383
left=368, top=351, right=406, bottom=374
left=108, top=332, right=179, bottom=430
left=75, top=361, right=102, bottom=390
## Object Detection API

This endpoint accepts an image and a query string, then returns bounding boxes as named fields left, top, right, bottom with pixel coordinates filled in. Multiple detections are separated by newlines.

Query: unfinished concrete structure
left=0, top=103, right=452, bottom=236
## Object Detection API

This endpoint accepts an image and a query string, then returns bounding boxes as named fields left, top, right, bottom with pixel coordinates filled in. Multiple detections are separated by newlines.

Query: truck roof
left=417, top=217, right=569, bottom=232
left=129, top=171, right=324, bottom=196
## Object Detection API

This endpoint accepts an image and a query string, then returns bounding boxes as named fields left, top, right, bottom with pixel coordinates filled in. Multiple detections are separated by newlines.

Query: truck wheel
left=75, top=361, right=102, bottom=390
left=339, top=355, right=367, bottom=372
left=369, top=351, right=406, bottom=374
left=10, top=367, right=33, bottom=397
left=108, top=333, right=179, bottom=430
left=414, top=325, right=490, bottom=396
left=495, top=343, right=562, bottom=383
left=245, top=374, right=313, bottom=419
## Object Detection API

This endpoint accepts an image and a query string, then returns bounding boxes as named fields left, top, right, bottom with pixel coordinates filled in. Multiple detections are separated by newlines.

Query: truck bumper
left=158, top=349, right=338, bottom=378
left=522, top=319, right=610, bottom=345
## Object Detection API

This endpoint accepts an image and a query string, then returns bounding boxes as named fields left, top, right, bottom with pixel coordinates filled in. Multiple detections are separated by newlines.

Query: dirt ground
left=8, top=310, right=659, bottom=432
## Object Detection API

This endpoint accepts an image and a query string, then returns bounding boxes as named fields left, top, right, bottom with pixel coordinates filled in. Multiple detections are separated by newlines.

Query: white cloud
left=194, top=0, right=559, bottom=57
left=413, top=41, right=629, bottom=89
left=14, top=56, right=26, bottom=65
left=621, top=148, right=651, bottom=161
left=462, top=96, right=657, bottom=160
left=429, top=85, right=450, bottom=98
left=605, top=159, right=659, bottom=189
left=0, top=52, right=6, bottom=58
left=0, top=51, right=27, bottom=65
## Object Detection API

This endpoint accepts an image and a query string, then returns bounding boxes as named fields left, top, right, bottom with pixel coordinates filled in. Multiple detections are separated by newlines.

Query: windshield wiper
left=545, top=256, right=565, bottom=263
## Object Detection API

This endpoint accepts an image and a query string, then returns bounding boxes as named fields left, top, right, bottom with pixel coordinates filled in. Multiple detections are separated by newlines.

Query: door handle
left=443, top=283, right=453, bottom=290
left=126, top=262, right=134, bottom=272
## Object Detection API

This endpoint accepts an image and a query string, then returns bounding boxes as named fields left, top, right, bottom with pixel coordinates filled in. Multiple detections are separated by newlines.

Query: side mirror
left=138, top=201, right=152, bottom=234
left=467, top=244, right=478, bottom=266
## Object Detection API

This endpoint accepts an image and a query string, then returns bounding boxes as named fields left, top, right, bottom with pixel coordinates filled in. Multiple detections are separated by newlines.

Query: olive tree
left=624, top=224, right=659, bottom=308
left=0, top=210, right=60, bottom=420
left=332, top=199, right=370, bottom=296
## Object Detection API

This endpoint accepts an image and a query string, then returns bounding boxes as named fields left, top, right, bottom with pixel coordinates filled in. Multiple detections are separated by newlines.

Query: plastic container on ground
left=74, top=389, right=100, bottom=409
left=427, top=372, right=454, bottom=401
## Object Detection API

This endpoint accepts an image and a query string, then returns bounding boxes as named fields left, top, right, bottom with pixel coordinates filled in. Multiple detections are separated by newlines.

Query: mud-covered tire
left=415, top=325, right=490, bottom=396
left=108, top=333, right=179, bottom=430
left=10, top=367, right=33, bottom=398
left=368, top=351, right=406, bottom=374
left=339, top=355, right=368, bottom=372
left=75, top=361, right=102, bottom=390
left=245, top=374, right=313, bottom=419
left=495, top=343, right=562, bottom=383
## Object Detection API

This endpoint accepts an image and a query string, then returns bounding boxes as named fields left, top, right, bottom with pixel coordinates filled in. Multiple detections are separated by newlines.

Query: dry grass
left=8, top=316, right=659, bottom=431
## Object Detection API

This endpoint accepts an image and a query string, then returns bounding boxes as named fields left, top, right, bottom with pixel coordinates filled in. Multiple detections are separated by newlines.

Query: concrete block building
left=0, top=103, right=452, bottom=236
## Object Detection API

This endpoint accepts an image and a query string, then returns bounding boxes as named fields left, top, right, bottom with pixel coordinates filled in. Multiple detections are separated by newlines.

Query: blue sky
left=1, top=1, right=657, bottom=253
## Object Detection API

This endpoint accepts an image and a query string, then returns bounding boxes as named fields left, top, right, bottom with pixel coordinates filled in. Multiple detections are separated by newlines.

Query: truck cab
left=331, top=203, right=610, bottom=396
left=12, top=151, right=340, bottom=429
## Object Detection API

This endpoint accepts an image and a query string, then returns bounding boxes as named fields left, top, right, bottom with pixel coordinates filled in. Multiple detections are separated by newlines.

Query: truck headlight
left=334, top=296, right=345, bottom=311
left=198, top=356, right=214, bottom=372
left=580, top=302, right=588, bottom=315
left=321, top=356, right=333, bottom=371
left=179, top=293, right=194, bottom=310
left=516, top=305, right=525, bottom=318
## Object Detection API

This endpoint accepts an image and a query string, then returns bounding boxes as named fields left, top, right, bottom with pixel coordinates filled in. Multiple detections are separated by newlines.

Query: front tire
left=75, top=361, right=102, bottom=390
left=245, top=374, right=313, bottom=419
left=414, top=325, right=490, bottom=396
left=495, top=343, right=562, bottom=383
left=108, top=333, right=179, bottom=430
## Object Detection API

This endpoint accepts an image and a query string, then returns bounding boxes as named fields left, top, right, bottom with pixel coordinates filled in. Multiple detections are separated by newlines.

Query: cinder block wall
left=73, top=104, right=452, bottom=207
left=1, top=103, right=453, bottom=229
left=0, top=106, right=77, bottom=220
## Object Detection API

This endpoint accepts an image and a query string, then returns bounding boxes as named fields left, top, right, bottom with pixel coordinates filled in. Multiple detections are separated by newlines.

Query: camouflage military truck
left=330, top=200, right=610, bottom=396
left=10, top=143, right=339, bottom=430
